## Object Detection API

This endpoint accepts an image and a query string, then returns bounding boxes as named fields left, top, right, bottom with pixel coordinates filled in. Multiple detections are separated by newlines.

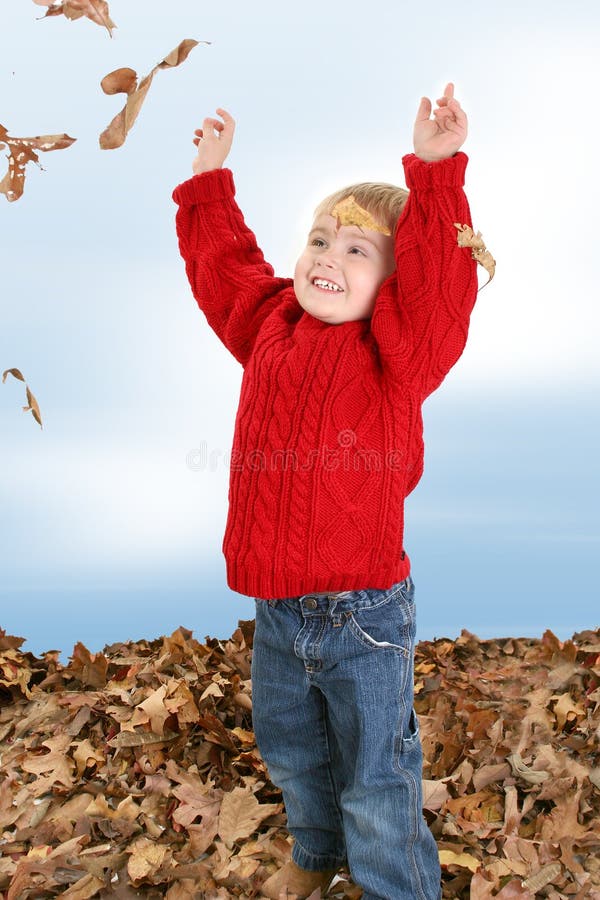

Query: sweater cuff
left=401, top=151, right=468, bottom=190
left=172, top=167, right=235, bottom=206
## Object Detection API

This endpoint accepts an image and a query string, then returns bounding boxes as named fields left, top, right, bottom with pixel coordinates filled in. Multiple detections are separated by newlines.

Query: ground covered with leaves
left=0, top=622, right=599, bottom=899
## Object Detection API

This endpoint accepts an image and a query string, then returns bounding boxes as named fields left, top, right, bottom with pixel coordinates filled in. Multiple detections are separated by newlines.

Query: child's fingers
left=446, top=100, right=467, bottom=131
left=436, top=82, right=455, bottom=108
left=215, top=107, right=235, bottom=123
left=415, top=96, right=432, bottom=121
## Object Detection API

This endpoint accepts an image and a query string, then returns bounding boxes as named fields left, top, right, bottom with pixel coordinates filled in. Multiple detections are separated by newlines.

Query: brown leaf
left=422, top=778, right=451, bottom=811
left=23, top=384, right=43, bottom=428
left=100, top=67, right=138, bottom=96
left=0, top=123, right=76, bottom=202
left=99, top=39, right=207, bottom=150
left=2, top=367, right=25, bottom=383
left=108, top=728, right=179, bottom=748
left=217, top=786, right=280, bottom=848
left=2, top=366, right=43, bottom=428
left=127, top=836, right=168, bottom=883
left=33, top=0, right=116, bottom=37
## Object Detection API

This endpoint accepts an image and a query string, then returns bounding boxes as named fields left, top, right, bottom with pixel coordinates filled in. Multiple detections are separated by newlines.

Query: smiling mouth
left=312, top=278, right=344, bottom=293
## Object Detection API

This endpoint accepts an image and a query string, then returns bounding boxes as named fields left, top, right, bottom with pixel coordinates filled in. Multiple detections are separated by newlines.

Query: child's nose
left=317, top=248, right=339, bottom=267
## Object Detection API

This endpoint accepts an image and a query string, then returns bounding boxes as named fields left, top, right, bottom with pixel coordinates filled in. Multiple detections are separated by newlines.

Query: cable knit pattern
left=172, top=153, right=478, bottom=599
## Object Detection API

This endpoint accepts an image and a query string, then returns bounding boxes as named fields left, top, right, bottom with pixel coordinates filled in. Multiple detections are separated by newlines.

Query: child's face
left=293, top=214, right=395, bottom=324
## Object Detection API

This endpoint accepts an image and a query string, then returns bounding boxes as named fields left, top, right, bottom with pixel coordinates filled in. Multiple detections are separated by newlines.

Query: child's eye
left=349, top=247, right=365, bottom=255
left=311, top=238, right=326, bottom=247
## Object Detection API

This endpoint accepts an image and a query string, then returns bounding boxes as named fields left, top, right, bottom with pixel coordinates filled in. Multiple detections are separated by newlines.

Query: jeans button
left=304, top=597, right=318, bottom=610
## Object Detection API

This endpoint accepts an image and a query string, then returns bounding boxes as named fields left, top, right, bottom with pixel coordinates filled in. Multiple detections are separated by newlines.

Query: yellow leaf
left=438, top=849, right=480, bottom=873
left=331, top=195, right=391, bottom=235
left=454, top=223, right=496, bottom=286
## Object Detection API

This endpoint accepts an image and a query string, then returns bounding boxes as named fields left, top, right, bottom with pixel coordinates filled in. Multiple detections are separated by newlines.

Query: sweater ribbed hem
left=402, top=151, right=468, bottom=190
left=225, top=554, right=412, bottom=600
left=172, top=167, right=235, bottom=206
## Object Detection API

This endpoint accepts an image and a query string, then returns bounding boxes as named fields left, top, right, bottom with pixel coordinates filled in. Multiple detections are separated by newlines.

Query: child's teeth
left=314, top=279, right=342, bottom=291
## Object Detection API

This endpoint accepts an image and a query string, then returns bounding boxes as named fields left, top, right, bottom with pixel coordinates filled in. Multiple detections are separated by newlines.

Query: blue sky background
left=1, top=1, right=598, bottom=663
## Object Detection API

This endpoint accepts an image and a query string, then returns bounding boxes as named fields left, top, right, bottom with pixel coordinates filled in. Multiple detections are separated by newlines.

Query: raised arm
left=370, top=85, right=478, bottom=397
left=172, top=109, right=292, bottom=367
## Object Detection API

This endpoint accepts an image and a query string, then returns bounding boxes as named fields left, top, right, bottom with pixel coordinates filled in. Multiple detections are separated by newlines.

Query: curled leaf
left=23, top=385, right=43, bottom=428
left=507, top=752, right=550, bottom=785
left=2, top=368, right=43, bottom=428
left=100, top=67, right=138, bottom=96
left=522, top=862, right=562, bottom=892
left=99, top=39, right=208, bottom=150
left=0, top=123, right=76, bottom=202
left=332, top=195, right=391, bottom=235
left=2, top=368, right=25, bottom=383
left=33, top=0, right=116, bottom=37
left=454, top=223, right=496, bottom=287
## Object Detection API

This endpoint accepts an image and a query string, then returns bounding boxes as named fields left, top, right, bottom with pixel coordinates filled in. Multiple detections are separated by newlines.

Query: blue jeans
left=251, top=577, right=441, bottom=900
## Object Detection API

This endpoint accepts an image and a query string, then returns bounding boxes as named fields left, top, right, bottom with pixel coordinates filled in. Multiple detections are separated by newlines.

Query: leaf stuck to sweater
left=2, top=367, right=43, bottom=428
left=0, top=124, right=76, bottom=202
left=32, top=0, right=116, bottom=36
left=331, top=195, right=391, bottom=235
left=454, top=223, right=496, bottom=286
left=99, top=39, right=207, bottom=150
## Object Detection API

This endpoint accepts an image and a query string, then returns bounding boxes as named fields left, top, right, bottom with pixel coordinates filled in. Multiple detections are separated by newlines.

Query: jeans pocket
left=394, top=707, right=421, bottom=765
left=345, top=590, right=413, bottom=658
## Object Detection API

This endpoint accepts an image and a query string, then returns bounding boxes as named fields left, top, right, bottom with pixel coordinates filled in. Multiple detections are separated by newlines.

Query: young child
left=173, top=84, right=478, bottom=900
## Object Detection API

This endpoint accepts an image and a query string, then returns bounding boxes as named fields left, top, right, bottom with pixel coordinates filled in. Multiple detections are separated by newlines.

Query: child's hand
left=192, top=108, right=235, bottom=175
left=413, top=83, right=467, bottom=162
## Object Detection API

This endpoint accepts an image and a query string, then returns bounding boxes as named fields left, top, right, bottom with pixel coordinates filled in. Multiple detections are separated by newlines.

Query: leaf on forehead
left=33, top=0, right=117, bottom=37
left=454, top=223, right=496, bottom=287
left=99, top=39, right=207, bottom=150
left=331, top=195, right=391, bottom=235
left=0, top=124, right=76, bottom=202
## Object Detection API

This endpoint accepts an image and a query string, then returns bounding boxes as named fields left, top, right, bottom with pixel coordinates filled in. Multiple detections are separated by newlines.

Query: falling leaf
left=99, top=39, right=207, bottom=150
left=331, top=195, right=391, bottom=235
left=23, top=385, right=43, bottom=428
left=1, top=367, right=25, bottom=383
left=0, top=124, right=76, bottom=202
left=2, top=367, right=43, bottom=428
left=454, top=223, right=496, bottom=286
left=32, top=0, right=116, bottom=37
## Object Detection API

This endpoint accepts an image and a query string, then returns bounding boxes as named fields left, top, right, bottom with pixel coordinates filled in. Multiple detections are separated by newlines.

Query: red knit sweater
left=173, top=152, right=478, bottom=599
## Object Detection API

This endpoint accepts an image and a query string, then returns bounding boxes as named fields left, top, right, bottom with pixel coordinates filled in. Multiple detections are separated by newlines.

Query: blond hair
left=314, top=182, right=409, bottom=236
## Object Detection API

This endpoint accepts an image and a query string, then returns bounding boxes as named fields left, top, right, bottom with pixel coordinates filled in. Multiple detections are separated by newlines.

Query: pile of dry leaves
left=0, top=622, right=599, bottom=899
